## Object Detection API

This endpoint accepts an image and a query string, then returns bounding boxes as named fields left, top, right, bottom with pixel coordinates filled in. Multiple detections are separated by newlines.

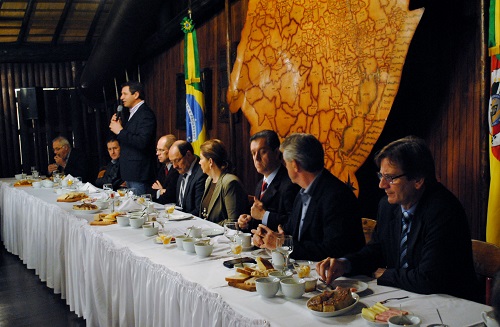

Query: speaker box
left=18, top=87, right=43, bottom=120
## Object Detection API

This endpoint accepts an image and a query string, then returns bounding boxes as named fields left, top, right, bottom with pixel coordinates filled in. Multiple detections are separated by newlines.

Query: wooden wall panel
left=141, top=0, right=488, bottom=240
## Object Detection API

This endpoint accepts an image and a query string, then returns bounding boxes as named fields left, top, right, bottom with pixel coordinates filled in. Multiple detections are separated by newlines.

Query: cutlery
left=379, top=296, right=409, bottom=304
left=435, top=308, right=449, bottom=327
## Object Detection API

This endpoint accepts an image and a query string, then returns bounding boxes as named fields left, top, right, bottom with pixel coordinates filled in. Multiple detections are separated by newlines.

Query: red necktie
left=260, top=181, right=268, bottom=200
left=165, top=166, right=169, bottom=175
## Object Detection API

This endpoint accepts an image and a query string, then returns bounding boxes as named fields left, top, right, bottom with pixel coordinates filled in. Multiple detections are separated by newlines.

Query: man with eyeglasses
left=168, top=140, right=207, bottom=215
left=316, top=136, right=479, bottom=301
left=47, top=136, right=88, bottom=181
left=150, top=134, right=179, bottom=204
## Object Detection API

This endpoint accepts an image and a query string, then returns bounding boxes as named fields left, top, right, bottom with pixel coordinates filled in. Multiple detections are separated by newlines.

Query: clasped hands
left=48, top=155, right=65, bottom=173
left=152, top=180, right=166, bottom=195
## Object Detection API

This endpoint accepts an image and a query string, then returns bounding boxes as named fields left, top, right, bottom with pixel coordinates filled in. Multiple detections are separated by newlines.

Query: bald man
left=151, top=134, right=180, bottom=204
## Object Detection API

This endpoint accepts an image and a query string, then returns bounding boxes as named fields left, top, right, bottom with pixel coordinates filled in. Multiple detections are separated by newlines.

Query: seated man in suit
left=238, top=130, right=300, bottom=231
left=252, top=133, right=365, bottom=261
left=316, top=136, right=478, bottom=301
left=95, top=137, right=124, bottom=190
left=47, top=136, right=88, bottom=182
left=168, top=140, right=207, bottom=216
left=151, top=134, right=180, bottom=204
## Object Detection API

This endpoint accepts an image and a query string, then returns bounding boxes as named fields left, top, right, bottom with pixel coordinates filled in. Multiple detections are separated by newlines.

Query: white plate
left=250, top=248, right=272, bottom=259
left=307, top=293, right=359, bottom=317
left=72, top=208, right=100, bottom=214
left=318, top=279, right=368, bottom=293
left=202, top=228, right=224, bottom=237
left=361, top=309, right=413, bottom=326
left=168, top=213, right=193, bottom=221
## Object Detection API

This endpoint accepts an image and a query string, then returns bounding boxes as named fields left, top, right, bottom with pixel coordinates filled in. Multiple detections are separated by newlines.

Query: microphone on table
left=115, top=105, right=123, bottom=122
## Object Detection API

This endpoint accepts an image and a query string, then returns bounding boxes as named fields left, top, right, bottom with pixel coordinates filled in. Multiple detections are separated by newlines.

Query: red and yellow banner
left=487, top=0, right=500, bottom=246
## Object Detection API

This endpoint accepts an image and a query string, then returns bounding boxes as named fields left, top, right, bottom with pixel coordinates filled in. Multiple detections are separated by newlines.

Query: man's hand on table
left=316, top=257, right=348, bottom=285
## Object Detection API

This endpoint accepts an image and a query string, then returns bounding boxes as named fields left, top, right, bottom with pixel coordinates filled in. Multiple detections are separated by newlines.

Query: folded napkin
left=116, top=198, right=143, bottom=212
left=62, top=174, right=74, bottom=181
left=217, top=235, right=231, bottom=244
left=79, top=182, right=99, bottom=193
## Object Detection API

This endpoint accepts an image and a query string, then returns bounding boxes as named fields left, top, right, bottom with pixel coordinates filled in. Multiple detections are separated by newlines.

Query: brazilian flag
left=181, top=17, right=206, bottom=155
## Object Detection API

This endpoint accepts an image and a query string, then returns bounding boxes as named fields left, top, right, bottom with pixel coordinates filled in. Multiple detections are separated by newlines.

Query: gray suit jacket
left=201, top=172, right=248, bottom=226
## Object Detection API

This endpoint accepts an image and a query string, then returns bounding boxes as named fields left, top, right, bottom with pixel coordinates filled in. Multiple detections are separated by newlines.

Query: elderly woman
left=199, top=139, right=248, bottom=226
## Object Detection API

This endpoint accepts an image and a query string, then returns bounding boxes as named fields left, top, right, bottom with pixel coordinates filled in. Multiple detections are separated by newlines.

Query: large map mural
left=227, top=0, right=424, bottom=194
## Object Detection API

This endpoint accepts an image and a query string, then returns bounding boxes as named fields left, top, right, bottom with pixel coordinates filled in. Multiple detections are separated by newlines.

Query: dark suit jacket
left=117, top=103, right=157, bottom=183
left=61, top=148, right=89, bottom=182
left=200, top=172, right=248, bottom=226
left=176, top=156, right=207, bottom=216
left=284, top=169, right=365, bottom=261
left=346, top=182, right=478, bottom=301
left=153, top=164, right=180, bottom=205
left=248, top=165, right=300, bottom=231
left=95, top=159, right=123, bottom=190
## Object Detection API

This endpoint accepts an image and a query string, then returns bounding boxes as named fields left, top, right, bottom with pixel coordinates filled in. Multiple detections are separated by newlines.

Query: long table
left=0, top=179, right=492, bottom=326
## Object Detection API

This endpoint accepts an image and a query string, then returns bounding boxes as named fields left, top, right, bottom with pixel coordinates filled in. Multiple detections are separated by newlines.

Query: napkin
left=216, top=235, right=231, bottom=244
left=79, top=182, right=99, bottom=193
left=115, top=198, right=143, bottom=212
left=62, top=174, right=74, bottom=181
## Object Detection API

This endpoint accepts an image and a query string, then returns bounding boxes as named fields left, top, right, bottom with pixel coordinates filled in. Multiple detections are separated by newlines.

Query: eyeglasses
left=156, top=148, right=167, bottom=152
left=170, top=155, right=184, bottom=164
left=53, top=145, right=66, bottom=152
left=377, top=172, right=406, bottom=184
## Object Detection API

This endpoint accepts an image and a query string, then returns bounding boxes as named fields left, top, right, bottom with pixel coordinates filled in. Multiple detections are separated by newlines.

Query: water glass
left=276, top=235, right=293, bottom=272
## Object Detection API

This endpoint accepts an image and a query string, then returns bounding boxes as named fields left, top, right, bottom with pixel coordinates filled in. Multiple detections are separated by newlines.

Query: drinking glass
left=231, top=236, right=243, bottom=259
left=30, top=166, right=36, bottom=176
left=103, top=184, right=115, bottom=211
left=224, top=222, right=239, bottom=255
left=165, top=203, right=175, bottom=220
left=139, top=194, right=152, bottom=207
left=117, top=188, right=128, bottom=197
left=276, top=235, right=293, bottom=272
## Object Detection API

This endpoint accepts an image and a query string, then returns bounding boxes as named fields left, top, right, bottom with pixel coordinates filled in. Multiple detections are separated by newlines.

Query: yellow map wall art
left=227, top=0, right=423, bottom=194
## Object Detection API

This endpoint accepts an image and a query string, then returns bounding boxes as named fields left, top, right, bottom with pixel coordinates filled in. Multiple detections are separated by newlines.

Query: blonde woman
left=199, top=139, right=248, bottom=225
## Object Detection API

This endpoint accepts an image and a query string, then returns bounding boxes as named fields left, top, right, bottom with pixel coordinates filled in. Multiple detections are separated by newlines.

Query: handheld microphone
left=115, top=105, right=123, bottom=121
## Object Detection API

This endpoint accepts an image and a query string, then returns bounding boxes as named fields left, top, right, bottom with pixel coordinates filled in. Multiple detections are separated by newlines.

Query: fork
left=379, top=296, right=409, bottom=304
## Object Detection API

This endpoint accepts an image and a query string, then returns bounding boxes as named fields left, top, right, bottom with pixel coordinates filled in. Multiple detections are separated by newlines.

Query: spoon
left=426, top=309, right=449, bottom=327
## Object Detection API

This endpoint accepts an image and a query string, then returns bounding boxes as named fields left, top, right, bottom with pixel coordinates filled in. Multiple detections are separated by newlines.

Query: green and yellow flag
left=487, top=0, right=500, bottom=246
left=181, top=17, right=206, bottom=155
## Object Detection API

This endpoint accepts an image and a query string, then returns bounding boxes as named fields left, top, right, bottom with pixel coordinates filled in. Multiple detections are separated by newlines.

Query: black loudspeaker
left=18, top=87, right=43, bottom=120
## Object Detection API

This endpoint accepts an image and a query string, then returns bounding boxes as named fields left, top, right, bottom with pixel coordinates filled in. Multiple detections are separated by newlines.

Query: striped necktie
left=260, top=181, right=268, bottom=200
left=400, top=211, right=411, bottom=268
left=178, top=174, right=188, bottom=208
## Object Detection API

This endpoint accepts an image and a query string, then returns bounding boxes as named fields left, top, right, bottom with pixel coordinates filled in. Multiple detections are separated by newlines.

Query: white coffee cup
left=187, top=226, right=202, bottom=238
left=237, top=233, right=252, bottom=248
left=271, top=250, right=285, bottom=270
left=483, top=311, right=500, bottom=327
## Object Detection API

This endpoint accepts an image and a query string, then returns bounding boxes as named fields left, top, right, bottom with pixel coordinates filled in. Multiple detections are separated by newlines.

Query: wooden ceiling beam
left=0, top=44, right=91, bottom=63
left=52, top=0, right=74, bottom=45
left=17, top=0, right=36, bottom=43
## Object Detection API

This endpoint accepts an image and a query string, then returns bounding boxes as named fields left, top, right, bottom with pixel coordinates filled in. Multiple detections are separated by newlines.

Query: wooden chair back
left=362, top=218, right=377, bottom=244
left=471, top=239, right=500, bottom=305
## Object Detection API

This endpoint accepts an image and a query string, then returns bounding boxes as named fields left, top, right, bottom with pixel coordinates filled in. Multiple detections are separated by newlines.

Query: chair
left=361, top=218, right=377, bottom=244
left=471, top=239, right=500, bottom=305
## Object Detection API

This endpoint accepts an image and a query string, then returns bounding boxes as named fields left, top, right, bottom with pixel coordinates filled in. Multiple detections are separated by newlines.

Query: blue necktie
left=400, top=211, right=411, bottom=268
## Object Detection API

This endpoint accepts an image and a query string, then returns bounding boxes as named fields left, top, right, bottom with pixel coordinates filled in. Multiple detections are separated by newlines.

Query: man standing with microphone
left=109, top=81, right=156, bottom=195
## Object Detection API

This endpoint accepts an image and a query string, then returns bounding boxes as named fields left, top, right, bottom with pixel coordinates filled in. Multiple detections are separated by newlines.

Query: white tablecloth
left=0, top=180, right=492, bottom=327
